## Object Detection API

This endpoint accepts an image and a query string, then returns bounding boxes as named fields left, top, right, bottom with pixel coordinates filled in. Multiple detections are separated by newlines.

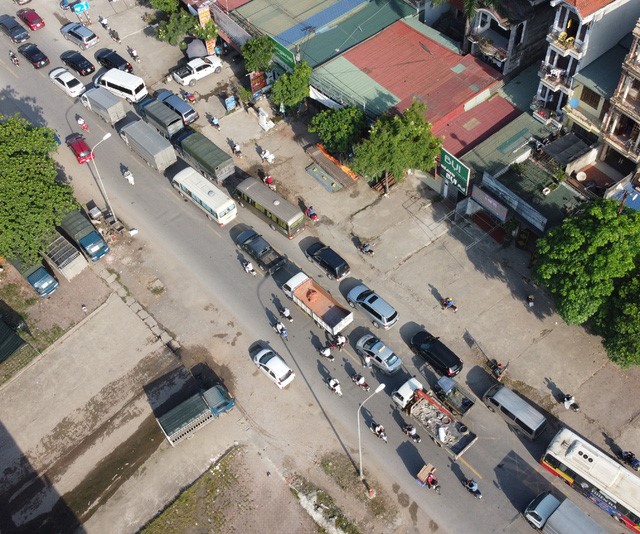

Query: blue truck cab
left=79, top=230, right=110, bottom=261
left=10, top=258, right=59, bottom=298
left=202, top=385, right=235, bottom=416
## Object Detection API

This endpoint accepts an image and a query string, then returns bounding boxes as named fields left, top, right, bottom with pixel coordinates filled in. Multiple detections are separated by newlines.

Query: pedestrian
left=527, top=295, right=535, bottom=308
left=233, top=143, right=242, bottom=157
left=364, top=354, right=372, bottom=369
left=211, top=116, right=220, bottom=131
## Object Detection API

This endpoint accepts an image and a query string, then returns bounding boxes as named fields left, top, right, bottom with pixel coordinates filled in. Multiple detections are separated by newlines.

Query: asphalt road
left=0, top=8, right=619, bottom=533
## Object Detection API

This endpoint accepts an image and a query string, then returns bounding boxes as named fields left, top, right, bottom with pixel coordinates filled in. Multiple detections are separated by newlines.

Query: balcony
left=531, top=98, right=564, bottom=128
left=624, top=54, right=640, bottom=79
left=546, top=27, right=584, bottom=58
left=563, top=105, right=602, bottom=134
left=469, top=29, right=508, bottom=64
left=611, top=94, right=640, bottom=124
left=603, top=132, right=640, bottom=163
left=538, top=62, right=573, bottom=93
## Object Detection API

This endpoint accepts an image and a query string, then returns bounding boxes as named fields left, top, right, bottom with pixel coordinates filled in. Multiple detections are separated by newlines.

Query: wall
left=566, top=147, right=598, bottom=175
left=423, top=1, right=451, bottom=26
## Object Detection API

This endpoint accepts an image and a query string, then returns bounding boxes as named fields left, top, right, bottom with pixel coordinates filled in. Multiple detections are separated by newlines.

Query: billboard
left=440, top=148, right=471, bottom=195
left=268, top=36, right=295, bottom=71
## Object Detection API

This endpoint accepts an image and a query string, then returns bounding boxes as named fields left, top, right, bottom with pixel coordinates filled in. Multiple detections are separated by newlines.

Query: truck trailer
left=60, top=210, right=110, bottom=262
left=282, top=272, right=353, bottom=336
left=80, top=87, right=126, bottom=126
left=119, top=120, right=177, bottom=172
left=139, top=99, right=184, bottom=139
left=174, top=130, right=234, bottom=183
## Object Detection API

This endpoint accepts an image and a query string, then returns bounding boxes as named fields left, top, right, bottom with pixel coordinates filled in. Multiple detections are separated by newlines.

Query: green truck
left=60, top=211, right=110, bottom=262
left=9, top=257, right=59, bottom=298
left=174, top=130, right=234, bottom=184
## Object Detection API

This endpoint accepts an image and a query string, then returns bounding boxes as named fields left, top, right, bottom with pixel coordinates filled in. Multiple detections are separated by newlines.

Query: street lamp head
left=375, top=383, right=386, bottom=393
left=102, top=133, right=112, bottom=141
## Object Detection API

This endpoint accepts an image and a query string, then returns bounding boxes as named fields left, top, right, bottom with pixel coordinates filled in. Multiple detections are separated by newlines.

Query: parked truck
left=282, top=272, right=354, bottom=336
left=60, top=210, right=110, bottom=262
left=173, top=130, right=234, bottom=183
left=524, top=492, right=606, bottom=534
left=119, top=120, right=177, bottom=172
left=42, top=231, right=88, bottom=281
left=9, top=257, right=59, bottom=298
left=171, top=55, right=222, bottom=86
left=80, top=87, right=126, bottom=126
left=138, top=98, right=184, bottom=140
left=236, top=229, right=286, bottom=275
left=433, top=376, right=476, bottom=417
left=156, top=384, right=235, bottom=446
left=392, top=378, right=478, bottom=460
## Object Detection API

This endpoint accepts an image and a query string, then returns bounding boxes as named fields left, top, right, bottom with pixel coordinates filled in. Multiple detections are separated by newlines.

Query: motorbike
left=305, top=207, right=319, bottom=222
left=109, top=29, right=121, bottom=44
left=127, top=46, right=140, bottom=63
left=417, top=464, right=441, bottom=494
left=464, top=479, right=482, bottom=499
left=563, top=394, right=580, bottom=412
left=403, top=424, right=421, bottom=444
left=77, top=117, right=89, bottom=132
left=242, top=261, right=256, bottom=276
left=181, top=90, right=198, bottom=103
left=9, top=51, right=19, bottom=66
left=318, top=345, right=335, bottom=362
left=488, top=359, right=508, bottom=382
left=359, top=242, right=374, bottom=256
left=279, top=308, right=293, bottom=323
left=370, top=422, right=387, bottom=443
left=619, top=451, right=640, bottom=471
left=273, top=322, right=288, bottom=341
left=440, top=298, right=458, bottom=312
left=352, top=373, right=370, bottom=392
left=328, top=378, right=342, bottom=397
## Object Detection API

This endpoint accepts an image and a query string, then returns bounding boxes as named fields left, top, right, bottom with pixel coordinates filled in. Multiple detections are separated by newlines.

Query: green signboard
left=268, top=36, right=296, bottom=71
left=440, top=148, right=470, bottom=195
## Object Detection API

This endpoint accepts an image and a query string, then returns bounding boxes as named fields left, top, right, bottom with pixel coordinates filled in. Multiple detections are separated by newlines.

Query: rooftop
left=573, top=38, right=630, bottom=98
left=562, top=0, right=617, bottom=19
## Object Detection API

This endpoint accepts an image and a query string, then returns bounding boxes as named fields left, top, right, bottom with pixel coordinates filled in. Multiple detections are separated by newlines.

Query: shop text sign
left=440, top=148, right=470, bottom=195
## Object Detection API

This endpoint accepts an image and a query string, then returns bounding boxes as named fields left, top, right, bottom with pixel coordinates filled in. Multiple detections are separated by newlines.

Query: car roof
left=51, top=67, right=69, bottom=77
left=414, top=331, right=461, bottom=363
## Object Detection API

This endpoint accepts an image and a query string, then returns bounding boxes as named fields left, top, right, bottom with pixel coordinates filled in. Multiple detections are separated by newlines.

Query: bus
left=172, top=167, right=237, bottom=227
left=234, top=178, right=305, bottom=239
left=541, top=428, right=640, bottom=532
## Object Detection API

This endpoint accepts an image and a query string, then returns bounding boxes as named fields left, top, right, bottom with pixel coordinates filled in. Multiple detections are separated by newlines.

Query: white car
left=49, top=67, right=85, bottom=97
left=252, top=347, right=295, bottom=389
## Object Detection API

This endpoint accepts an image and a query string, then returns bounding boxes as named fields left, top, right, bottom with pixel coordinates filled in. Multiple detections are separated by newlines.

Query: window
left=580, top=86, right=600, bottom=109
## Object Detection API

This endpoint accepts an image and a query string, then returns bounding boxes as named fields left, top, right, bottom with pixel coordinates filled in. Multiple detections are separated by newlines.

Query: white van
left=95, top=69, right=148, bottom=103
left=483, top=384, right=547, bottom=440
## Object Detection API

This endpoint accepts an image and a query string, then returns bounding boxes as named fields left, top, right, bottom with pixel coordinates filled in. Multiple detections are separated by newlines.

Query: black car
left=410, top=330, right=463, bottom=377
left=18, top=42, right=48, bottom=68
left=61, top=50, right=95, bottom=76
left=305, top=241, right=350, bottom=280
left=0, top=14, right=29, bottom=43
left=95, top=48, right=132, bottom=73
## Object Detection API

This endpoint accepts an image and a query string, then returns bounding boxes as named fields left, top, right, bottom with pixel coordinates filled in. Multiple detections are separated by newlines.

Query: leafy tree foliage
left=308, top=106, right=366, bottom=156
left=351, top=100, right=442, bottom=184
left=271, top=61, right=312, bottom=110
left=156, top=11, right=196, bottom=45
left=242, top=36, right=274, bottom=73
left=593, top=276, right=640, bottom=367
left=150, top=0, right=179, bottom=13
left=533, top=200, right=640, bottom=325
left=0, top=115, right=78, bottom=264
left=191, top=20, right=217, bottom=42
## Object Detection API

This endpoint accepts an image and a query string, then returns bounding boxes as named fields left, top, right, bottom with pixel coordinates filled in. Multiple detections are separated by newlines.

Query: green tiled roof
left=573, top=44, right=628, bottom=99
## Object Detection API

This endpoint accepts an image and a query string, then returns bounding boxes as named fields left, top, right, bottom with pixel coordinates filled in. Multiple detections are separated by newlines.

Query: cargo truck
left=433, top=376, right=476, bottom=417
left=524, top=492, right=607, bottom=534
left=157, top=384, right=235, bottom=446
left=60, top=210, right=110, bottom=262
left=9, top=257, right=59, bottom=298
left=80, top=87, right=126, bottom=126
left=392, top=378, right=478, bottom=460
left=119, top=120, right=177, bottom=172
left=42, top=231, right=88, bottom=281
left=173, top=130, right=234, bottom=183
left=139, top=99, right=184, bottom=140
left=282, top=272, right=353, bottom=336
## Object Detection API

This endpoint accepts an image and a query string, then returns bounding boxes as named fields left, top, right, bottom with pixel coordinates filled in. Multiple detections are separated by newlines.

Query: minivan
left=61, top=22, right=99, bottom=49
left=346, top=284, right=398, bottom=329
left=96, top=69, right=148, bottom=102
left=156, top=89, right=199, bottom=125
left=483, top=384, right=547, bottom=440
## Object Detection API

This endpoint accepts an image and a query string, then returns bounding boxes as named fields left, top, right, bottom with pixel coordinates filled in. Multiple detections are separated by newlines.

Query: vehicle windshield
left=358, top=289, right=374, bottom=301
left=383, top=351, right=399, bottom=366
left=363, top=337, right=379, bottom=351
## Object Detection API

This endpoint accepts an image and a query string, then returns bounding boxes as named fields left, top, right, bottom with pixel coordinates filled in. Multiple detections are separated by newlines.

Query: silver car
left=346, top=284, right=399, bottom=329
left=355, top=334, right=402, bottom=374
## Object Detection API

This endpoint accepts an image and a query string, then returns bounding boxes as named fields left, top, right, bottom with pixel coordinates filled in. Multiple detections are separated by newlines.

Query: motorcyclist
left=306, top=206, right=317, bottom=219
left=77, top=116, right=86, bottom=126
left=275, top=321, right=286, bottom=335
left=320, top=346, right=332, bottom=358
left=360, top=242, right=373, bottom=254
left=374, top=424, right=385, bottom=437
left=426, top=473, right=438, bottom=488
left=405, top=424, right=417, bottom=437
left=233, top=143, right=242, bottom=156
left=9, top=50, right=18, bottom=64
left=329, top=378, right=341, bottom=395
left=280, top=307, right=291, bottom=320
left=335, top=334, right=346, bottom=350
left=243, top=261, right=254, bottom=274
left=563, top=394, right=575, bottom=410
left=466, top=479, right=479, bottom=492
left=444, top=297, right=455, bottom=309
left=356, top=374, right=365, bottom=386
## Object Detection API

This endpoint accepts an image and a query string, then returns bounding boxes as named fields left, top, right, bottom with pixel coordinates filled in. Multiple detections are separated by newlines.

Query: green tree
left=271, top=61, right=312, bottom=110
left=156, top=11, right=196, bottom=46
left=308, top=106, right=366, bottom=156
left=0, top=115, right=78, bottom=264
left=593, top=276, right=640, bottom=367
left=150, top=0, right=179, bottom=13
left=351, top=100, right=442, bottom=192
left=191, top=20, right=217, bottom=42
left=533, top=200, right=640, bottom=325
left=242, top=35, right=275, bottom=73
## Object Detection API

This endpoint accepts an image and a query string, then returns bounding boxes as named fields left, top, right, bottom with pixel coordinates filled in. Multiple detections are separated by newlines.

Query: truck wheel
left=189, top=80, right=196, bottom=87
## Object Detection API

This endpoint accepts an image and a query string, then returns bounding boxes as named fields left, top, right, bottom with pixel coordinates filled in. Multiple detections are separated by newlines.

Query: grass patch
left=321, top=453, right=396, bottom=522
left=149, top=286, right=165, bottom=295
left=0, top=282, right=37, bottom=314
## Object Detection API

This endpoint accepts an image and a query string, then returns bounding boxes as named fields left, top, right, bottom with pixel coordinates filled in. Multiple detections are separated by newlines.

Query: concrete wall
left=423, top=1, right=450, bottom=26
left=566, top=147, right=598, bottom=175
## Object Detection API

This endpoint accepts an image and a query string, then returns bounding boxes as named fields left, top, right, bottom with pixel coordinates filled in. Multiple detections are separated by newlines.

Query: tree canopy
left=191, top=20, right=217, bottom=42
left=351, top=100, right=442, bottom=184
left=149, top=0, right=179, bottom=13
left=156, top=11, right=196, bottom=46
left=0, top=115, right=78, bottom=264
left=271, top=61, right=312, bottom=110
left=308, top=106, right=366, bottom=156
left=533, top=200, right=640, bottom=325
left=242, top=36, right=274, bottom=73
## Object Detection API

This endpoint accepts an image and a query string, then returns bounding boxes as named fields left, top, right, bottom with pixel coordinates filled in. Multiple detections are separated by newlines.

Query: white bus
left=172, top=167, right=237, bottom=227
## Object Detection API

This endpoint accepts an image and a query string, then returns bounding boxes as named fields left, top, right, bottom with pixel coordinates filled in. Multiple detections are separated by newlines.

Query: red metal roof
left=343, top=20, right=502, bottom=130
left=433, top=95, right=521, bottom=157
left=563, top=0, right=615, bottom=18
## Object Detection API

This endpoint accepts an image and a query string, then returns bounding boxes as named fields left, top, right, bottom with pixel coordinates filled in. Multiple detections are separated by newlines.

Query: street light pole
left=358, top=383, right=386, bottom=481
left=90, top=133, right=117, bottom=224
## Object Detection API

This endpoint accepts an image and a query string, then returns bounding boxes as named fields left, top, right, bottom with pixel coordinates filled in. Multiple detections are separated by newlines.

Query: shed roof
left=342, top=19, right=502, bottom=128
left=573, top=41, right=628, bottom=98
left=0, top=320, right=25, bottom=363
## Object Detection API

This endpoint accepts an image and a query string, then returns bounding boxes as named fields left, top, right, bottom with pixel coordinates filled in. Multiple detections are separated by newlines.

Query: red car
left=66, top=133, right=94, bottom=164
left=17, top=8, right=44, bottom=31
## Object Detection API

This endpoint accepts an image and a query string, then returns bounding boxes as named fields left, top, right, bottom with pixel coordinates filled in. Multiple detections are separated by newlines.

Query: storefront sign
left=471, top=185, right=508, bottom=222
left=439, top=148, right=470, bottom=195
left=268, top=36, right=295, bottom=71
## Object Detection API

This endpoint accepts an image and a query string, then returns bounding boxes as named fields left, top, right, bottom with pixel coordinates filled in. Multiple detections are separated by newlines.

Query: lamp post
left=358, top=383, right=386, bottom=481
left=90, top=133, right=117, bottom=224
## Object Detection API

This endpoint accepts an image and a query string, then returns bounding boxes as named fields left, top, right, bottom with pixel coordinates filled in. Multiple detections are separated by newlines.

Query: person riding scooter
left=328, top=378, right=342, bottom=396
left=374, top=424, right=385, bottom=438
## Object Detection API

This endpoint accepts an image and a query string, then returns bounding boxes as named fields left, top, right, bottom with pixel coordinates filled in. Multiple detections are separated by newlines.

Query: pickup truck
left=171, top=55, right=222, bottom=87
left=236, top=229, right=286, bottom=275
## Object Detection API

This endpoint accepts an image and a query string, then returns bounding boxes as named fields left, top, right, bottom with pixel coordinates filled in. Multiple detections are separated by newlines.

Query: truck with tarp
left=119, top=120, right=177, bottom=172
left=60, top=210, right=110, bottom=262
left=173, top=130, right=234, bottom=183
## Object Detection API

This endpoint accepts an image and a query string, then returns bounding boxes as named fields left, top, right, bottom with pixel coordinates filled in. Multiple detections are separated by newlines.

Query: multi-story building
left=601, top=18, right=640, bottom=173
left=533, top=0, right=640, bottom=126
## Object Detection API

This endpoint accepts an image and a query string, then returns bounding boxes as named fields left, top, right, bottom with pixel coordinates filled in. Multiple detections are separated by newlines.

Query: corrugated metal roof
left=234, top=0, right=338, bottom=39
left=573, top=42, right=628, bottom=98
left=157, top=393, right=210, bottom=437
left=563, top=0, right=616, bottom=18
left=434, top=95, right=521, bottom=157
left=311, top=56, right=400, bottom=116
left=298, top=0, right=417, bottom=68
left=342, top=19, right=502, bottom=127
